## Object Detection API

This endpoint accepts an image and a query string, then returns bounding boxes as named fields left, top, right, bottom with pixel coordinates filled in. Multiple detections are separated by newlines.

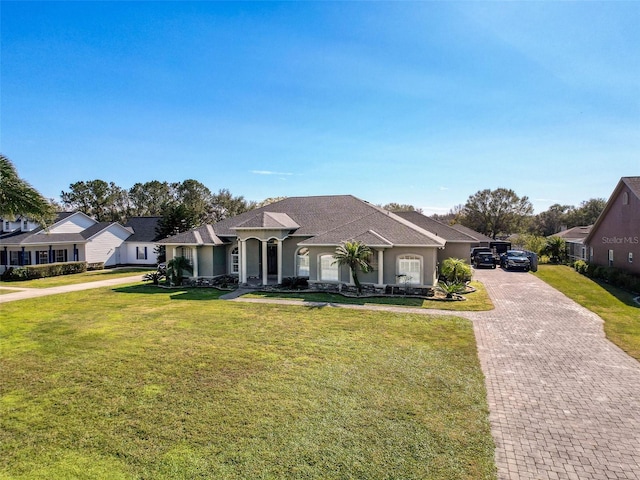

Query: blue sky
left=2, top=1, right=638, bottom=215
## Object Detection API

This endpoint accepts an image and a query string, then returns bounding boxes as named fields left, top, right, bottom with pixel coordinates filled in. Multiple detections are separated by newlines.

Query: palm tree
left=333, top=241, right=373, bottom=295
left=0, top=154, right=55, bottom=224
left=544, top=236, right=566, bottom=264
left=167, top=256, right=193, bottom=286
left=440, top=258, right=472, bottom=283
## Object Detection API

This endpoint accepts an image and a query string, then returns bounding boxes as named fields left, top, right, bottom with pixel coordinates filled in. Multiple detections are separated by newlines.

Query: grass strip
left=243, top=280, right=493, bottom=312
left=1, top=285, right=496, bottom=479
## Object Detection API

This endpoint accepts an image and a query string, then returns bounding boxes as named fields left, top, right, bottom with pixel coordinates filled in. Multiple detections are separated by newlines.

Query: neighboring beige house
left=585, top=176, right=640, bottom=275
left=159, top=195, right=447, bottom=288
left=0, top=212, right=158, bottom=273
left=553, top=225, right=592, bottom=262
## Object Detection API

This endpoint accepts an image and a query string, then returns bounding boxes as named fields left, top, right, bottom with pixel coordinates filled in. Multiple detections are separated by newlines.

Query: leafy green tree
left=543, top=236, right=566, bottom=264
left=566, top=198, right=606, bottom=227
left=167, top=256, right=193, bottom=286
left=61, top=179, right=129, bottom=222
left=332, top=241, right=373, bottom=294
left=155, top=203, right=200, bottom=239
left=382, top=203, right=423, bottom=213
left=211, top=188, right=256, bottom=222
left=530, top=204, right=572, bottom=236
left=460, top=188, right=533, bottom=238
left=128, top=181, right=176, bottom=216
left=0, top=154, right=55, bottom=224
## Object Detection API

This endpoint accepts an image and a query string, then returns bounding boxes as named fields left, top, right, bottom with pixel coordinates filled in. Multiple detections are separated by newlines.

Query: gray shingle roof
left=161, top=195, right=446, bottom=248
left=124, top=217, right=162, bottom=242
left=233, top=212, right=300, bottom=230
left=158, top=224, right=226, bottom=246
left=449, top=224, right=493, bottom=243
left=394, top=211, right=477, bottom=242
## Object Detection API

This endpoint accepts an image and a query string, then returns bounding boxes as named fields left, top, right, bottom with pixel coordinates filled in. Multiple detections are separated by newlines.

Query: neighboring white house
left=121, top=217, right=162, bottom=265
left=0, top=212, right=159, bottom=273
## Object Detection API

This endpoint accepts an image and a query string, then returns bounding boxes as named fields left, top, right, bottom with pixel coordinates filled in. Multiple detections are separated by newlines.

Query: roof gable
left=233, top=212, right=300, bottom=230
left=585, top=176, right=640, bottom=244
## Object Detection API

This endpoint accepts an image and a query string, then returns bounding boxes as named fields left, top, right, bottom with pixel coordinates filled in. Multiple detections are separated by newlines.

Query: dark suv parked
left=500, top=250, right=531, bottom=271
left=474, top=252, right=496, bottom=269
left=470, top=247, right=492, bottom=263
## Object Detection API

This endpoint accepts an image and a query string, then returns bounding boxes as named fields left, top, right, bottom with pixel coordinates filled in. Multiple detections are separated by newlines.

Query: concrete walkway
left=0, top=274, right=145, bottom=303
left=228, top=269, right=640, bottom=480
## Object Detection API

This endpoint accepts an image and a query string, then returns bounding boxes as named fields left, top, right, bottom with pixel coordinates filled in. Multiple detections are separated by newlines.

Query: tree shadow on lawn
left=113, top=284, right=226, bottom=301
left=595, top=280, right=640, bottom=309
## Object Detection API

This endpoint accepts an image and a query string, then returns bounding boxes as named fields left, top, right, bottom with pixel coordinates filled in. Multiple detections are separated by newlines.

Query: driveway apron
left=469, top=268, right=640, bottom=480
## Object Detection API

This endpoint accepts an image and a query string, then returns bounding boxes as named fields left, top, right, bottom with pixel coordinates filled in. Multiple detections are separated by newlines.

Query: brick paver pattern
left=469, top=268, right=640, bottom=480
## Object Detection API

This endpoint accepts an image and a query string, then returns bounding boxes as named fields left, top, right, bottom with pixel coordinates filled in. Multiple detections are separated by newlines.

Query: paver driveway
left=469, top=268, right=640, bottom=480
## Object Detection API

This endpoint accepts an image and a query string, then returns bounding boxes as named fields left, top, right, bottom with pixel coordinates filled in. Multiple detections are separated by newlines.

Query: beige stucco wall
left=439, top=242, right=472, bottom=265
left=306, top=245, right=439, bottom=287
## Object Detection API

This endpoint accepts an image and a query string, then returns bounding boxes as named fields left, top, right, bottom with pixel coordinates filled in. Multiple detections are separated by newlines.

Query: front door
left=267, top=242, right=278, bottom=275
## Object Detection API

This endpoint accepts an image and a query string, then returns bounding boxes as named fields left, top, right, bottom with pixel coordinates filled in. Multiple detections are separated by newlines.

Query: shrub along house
left=584, top=176, right=640, bottom=275
left=0, top=212, right=158, bottom=274
left=158, top=195, right=447, bottom=289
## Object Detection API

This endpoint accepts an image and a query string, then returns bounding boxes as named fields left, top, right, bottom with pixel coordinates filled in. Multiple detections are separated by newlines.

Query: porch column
left=172, top=247, right=177, bottom=261
left=20, top=247, right=25, bottom=266
left=49, top=245, right=53, bottom=263
left=377, top=249, right=384, bottom=286
left=192, top=248, right=199, bottom=278
left=240, top=239, right=247, bottom=284
left=3, top=247, right=7, bottom=268
left=262, top=240, right=268, bottom=285
left=277, top=239, right=283, bottom=285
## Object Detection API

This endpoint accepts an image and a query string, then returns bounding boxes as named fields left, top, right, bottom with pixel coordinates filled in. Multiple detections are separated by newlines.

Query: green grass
left=243, top=281, right=493, bottom=312
left=1, top=285, right=496, bottom=479
left=0, top=267, right=152, bottom=289
left=534, top=265, right=640, bottom=361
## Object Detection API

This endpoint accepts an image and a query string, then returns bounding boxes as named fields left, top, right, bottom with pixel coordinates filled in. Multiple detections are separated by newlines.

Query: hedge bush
left=573, top=261, right=640, bottom=294
left=1, top=262, right=87, bottom=281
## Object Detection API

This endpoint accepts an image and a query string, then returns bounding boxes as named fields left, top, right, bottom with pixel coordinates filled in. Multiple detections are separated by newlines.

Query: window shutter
left=144, top=247, right=148, bottom=260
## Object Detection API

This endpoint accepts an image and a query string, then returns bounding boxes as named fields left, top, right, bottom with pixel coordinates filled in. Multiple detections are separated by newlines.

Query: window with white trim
left=179, top=247, right=193, bottom=262
left=136, top=246, right=147, bottom=260
left=231, top=247, right=239, bottom=273
left=38, top=251, right=49, bottom=264
left=608, top=249, right=614, bottom=267
left=623, top=191, right=629, bottom=205
left=297, top=248, right=309, bottom=276
left=10, top=251, right=20, bottom=265
left=397, top=255, right=421, bottom=285
left=55, top=249, right=67, bottom=263
left=319, top=254, right=339, bottom=281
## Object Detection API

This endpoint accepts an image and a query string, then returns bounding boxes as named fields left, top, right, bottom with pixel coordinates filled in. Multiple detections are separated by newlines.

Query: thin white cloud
left=251, top=170, right=294, bottom=176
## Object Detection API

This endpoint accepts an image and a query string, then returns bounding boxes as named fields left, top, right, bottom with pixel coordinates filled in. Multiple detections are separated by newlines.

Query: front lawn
left=534, top=265, right=640, bottom=361
left=0, top=267, right=151, bottom=288
left=243, top=281, right=493, bottom=312
left=1, top=286, right=496, bottom=479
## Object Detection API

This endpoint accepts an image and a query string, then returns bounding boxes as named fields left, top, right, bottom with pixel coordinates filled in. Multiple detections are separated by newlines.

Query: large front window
left=179, top=247, right=193, bottom=262
left=297, top=248, right=309, bottom=276
left=55, top=249, right=67, bottom=263
left=397, top=255, right=421, bottom=285
left=319, top=254, right=339, bottom=282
